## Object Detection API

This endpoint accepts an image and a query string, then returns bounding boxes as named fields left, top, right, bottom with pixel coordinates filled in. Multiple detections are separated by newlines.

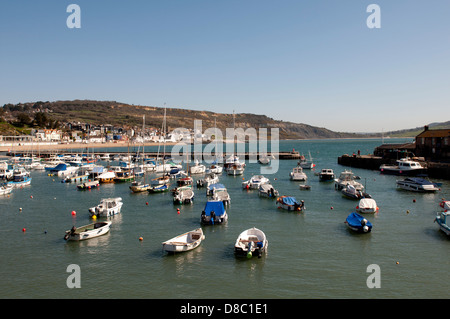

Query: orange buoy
left=71, top=210, right=76, bottom=216
left=139, top=237, right=143, bottom=241
left=22, top=228, right=26, bottom=232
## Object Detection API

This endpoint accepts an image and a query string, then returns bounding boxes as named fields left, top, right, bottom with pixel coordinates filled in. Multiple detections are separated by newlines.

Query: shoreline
left=0, top=136, right=414, bottom=153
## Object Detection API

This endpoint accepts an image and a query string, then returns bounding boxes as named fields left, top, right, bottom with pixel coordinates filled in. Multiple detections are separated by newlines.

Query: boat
left=276, top=196, right=304, bottom=211
left=89, top=197, right=123, bottom=218
left=148, top=183, right=170, bottom=193
left=151, top=175, right=170, bottom=186
left=113, top=169, right=134, bottom=183
left=435, top=211, right=450, bottom=236
left=439, top=200, right=450, bottom=211
left=46, top=163, right=78, bottom=177
left=0, top=183, right=13, bottom=195
left=206, top=163, right=223, bottom=174
left=190, top=160, right=206, bottom=174
left=129, top=180, right=152, bottom=193
left=299, top=185, right=311, bottom=190
left=341, top=185, right=371, bottom=200
left=62, top=172, right=89, bottom=183
left=298, top=152, right=315, bottom=169
left=7, top=168, right=32, bottom=187
left=345, top=212, right=372, bottom=233
left=356, top=198, right=379, bottom=214
left=234, top=227, right=268, bottom=258
left=289, top=166, right=307, bottom=181
left=319, top=168, right=335, bottom=181
left=173, top=187, right=194, bottom=204
left=334, top=170, right=364, bottom=191
left=258, top=155, right=271, bottom=165
left=98, top=171, right=116, bottom=183
left=206, top=183, right=227, bottom=196
left=197, top=173, right=219, bottom=188
left=258, top=184, right=279, bottom=198
left=396, top=177, right=440, bottom=192
left=176, top=176, right=193, bottom=188
left=201, top=200, right=228, bottom=225
left=162, top=228, right=205, bottom=253
left=212, top=187, right=231, bottom=205
left=226, top=162, right=245, bottom=176
left=64, top=221, right=111, bottom=241
left=77, top=180, right=100, bottom=190
left=380, top=157, right=426, bottom=176
left=242, top=175, right=270, bottom=190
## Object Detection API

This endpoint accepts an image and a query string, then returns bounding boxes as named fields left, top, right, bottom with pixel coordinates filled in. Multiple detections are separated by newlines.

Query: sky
left=0, top=0, right=449, bottom=133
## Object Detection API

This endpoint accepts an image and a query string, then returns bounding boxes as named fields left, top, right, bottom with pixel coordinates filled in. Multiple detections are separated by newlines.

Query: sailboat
left=130, top=115, right=151, bottom=193
left=225, top=111, right=245, bottom=176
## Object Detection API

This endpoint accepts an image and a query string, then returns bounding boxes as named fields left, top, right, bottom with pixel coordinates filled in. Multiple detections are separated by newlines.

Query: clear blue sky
left=1, top=0, right=449, bottom=132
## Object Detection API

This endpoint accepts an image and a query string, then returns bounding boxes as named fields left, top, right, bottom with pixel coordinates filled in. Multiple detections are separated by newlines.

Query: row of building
left=374, top=126, right=450, bottom=162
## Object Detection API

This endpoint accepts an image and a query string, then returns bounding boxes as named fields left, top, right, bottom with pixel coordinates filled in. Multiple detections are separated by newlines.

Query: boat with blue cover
left=201, top=200, right=228, bottom=225
left=345, top=212, right=372, bottom=233
left=276, top=196, right=304, bottom=211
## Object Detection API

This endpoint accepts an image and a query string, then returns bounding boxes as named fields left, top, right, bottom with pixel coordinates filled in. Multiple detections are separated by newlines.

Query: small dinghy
left=64, top=221, right=111, bottom=241
left=162, top=228, right=205, bottom=253
left=345, top=212, right=372, bottom=233
left=234, top=227, right=268, bottom=258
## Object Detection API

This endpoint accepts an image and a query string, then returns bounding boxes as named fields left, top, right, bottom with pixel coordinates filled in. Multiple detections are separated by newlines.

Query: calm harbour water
left=1, top=138, right=449, bottom=299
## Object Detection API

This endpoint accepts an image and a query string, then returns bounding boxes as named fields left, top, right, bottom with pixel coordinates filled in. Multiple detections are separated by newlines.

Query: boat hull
left=64, top=222, right=111, bottom=241
left=234, top=228, right=268, bottom=258
left=162, top=228, right=205, bottom=253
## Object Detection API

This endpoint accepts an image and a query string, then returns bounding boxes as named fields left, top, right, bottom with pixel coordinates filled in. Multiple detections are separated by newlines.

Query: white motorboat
left=212, top=187, right=231, bottom=205
left=380, top=157, right=426, bottom=175
left=206, top=164, right=223, bottom=174
left=64, top=221, right=111, bottom=241
left=0, top=184, right=13, bottom=195
left=258, top=184, right=279, bottom=198
left=356, top=198, right=378, bottom=214
left=242, top=175, right=270, bottom=189
left=173, top=187, right=194, bottom=204
left=226, top=162, right=245, bottom=176
left=190, top=160, right=206, bottom=174
left=197, top=173, right=219, bottom=188
left=89, top=197, right=123, bottom=217
left=439, top=200, right=450, bottom=212
left=289, top=166, right=307, bottom=181
left=162, top=228, right=205, bottom=253
left=334, top=170, right=364, bottom=191
left=319, top=168, right=335, bottom=181
left=396, top=177, right=440, bottom=192
left=435, top=211, right=450, bottom=236
left=234, top=227, right=268, bottom=258
left=298, top=152, right=314, bottom=169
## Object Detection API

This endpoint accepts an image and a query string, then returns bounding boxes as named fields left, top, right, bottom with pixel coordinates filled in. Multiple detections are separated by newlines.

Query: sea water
left=1, top=138, right=449, bottom=299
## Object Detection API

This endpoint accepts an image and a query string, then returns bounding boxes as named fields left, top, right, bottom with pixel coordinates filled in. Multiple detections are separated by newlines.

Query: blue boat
left=148, top=183, right=170, bottom=193
left=345, top=212, right=372, bottom=233
left=276, top=196, right=304, bottom=211
left=201, top=200, right=228, bottom=225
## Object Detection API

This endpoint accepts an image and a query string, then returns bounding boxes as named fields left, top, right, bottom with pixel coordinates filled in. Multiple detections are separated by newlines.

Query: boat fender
left=361, top=219, right=367, bottom=226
